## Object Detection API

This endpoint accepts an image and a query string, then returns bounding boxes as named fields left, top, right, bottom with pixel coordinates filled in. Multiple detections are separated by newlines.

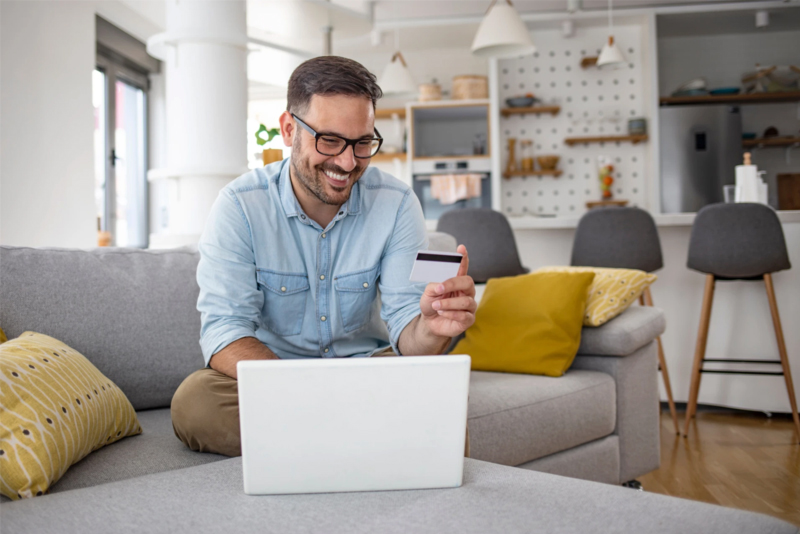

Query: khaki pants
left=171, top=368, right=470, bottom=458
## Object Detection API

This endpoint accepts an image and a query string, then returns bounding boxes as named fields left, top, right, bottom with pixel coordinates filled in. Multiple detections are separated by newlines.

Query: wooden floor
left=640, top=409, right=800, bottom=526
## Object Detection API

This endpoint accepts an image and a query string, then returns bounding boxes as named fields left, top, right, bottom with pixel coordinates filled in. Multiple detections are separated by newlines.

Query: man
left=171, top=56, right=477, bottom=457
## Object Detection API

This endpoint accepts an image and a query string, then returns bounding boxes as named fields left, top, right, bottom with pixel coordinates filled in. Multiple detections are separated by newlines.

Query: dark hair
left=287, top=56, right=383, bottom=116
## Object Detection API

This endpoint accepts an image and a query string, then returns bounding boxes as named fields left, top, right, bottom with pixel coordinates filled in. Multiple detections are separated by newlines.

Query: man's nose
left=333, top=144, right=357, bottom=173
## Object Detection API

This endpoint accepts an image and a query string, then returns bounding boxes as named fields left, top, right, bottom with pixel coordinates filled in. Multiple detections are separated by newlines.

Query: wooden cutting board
left=777, top=174, right=800, bottom=210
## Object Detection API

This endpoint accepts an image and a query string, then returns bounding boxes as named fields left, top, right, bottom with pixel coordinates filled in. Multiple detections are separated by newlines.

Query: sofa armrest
left=571, top=341, right=661, bottom=482
left=578, top=306, right=665, bottom=357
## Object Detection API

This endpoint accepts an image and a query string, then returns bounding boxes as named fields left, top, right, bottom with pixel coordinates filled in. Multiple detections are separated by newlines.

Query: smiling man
left=170, top=56, right=477, bottom=457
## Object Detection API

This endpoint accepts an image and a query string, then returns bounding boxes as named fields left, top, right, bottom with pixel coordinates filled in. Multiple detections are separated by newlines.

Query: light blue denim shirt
left=196, top=158, right=428, bottom=365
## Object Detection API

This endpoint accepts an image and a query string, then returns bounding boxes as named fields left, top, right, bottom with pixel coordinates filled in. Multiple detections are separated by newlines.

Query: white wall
left=0, top=0, right=164, bottom=248
left=1, top=1, right=97, bottom=248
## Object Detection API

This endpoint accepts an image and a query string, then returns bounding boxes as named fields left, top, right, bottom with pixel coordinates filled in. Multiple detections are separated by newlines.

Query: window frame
left=96, top=44, right=151, bottom=246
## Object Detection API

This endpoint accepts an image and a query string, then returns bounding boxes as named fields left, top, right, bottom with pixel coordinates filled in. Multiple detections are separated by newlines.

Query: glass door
left=94, top=57, right=149, bottom=247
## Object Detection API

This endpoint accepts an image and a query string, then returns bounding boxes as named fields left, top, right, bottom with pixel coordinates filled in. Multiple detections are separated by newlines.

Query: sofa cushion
left=48, top=408, right=224, bottom=494
left=0, top=246, right=204, bottom=410
left=456, top=271, right=595, bottom=377
left=3, top=458, right=795, bottom=534
left=0, top=332, right=142, bottom=500
left=577, top=305, right=665, bottom=356
left=467, top=370, right=615, bottom=466
left=535, top=266, right=657, bottom=327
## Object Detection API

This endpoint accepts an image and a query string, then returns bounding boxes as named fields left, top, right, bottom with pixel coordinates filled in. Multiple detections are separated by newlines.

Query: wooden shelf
left=371, top=152, right=406, bottom=162
left=586, top=200, right=629, bottom=209
left=375, top=108, right=406, bottom=120
left=660, top=91, right=800, bottom=106
left=501, top=105, right=561, bottom=117
left=742, top=137, right=800, bottom=148
left=503, top=169, right=563, bottom=178
left=564, top=135, right=648, bottom=146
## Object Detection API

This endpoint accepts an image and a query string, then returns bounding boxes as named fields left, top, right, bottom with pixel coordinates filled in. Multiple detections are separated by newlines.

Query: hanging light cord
left=608, top=0, right=614, bottom=37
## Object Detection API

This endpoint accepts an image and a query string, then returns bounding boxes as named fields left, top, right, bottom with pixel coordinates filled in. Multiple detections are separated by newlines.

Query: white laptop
left=237, top=355, right=471, bottom=495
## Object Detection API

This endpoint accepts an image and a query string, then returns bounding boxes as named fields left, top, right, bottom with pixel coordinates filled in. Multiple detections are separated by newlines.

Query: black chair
left=684, top=203, right=798, bottom=442
left=436, top=208, right=527, bottom=284
left=572, top=207, right=679, bottom=434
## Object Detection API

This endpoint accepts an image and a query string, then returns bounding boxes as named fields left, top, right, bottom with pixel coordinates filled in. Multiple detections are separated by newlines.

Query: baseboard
left=660, top=401, right=796, bottom=419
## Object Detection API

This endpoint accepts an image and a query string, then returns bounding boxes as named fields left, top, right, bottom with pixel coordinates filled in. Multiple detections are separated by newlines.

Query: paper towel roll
left=736, top=164, right=759, bottom=203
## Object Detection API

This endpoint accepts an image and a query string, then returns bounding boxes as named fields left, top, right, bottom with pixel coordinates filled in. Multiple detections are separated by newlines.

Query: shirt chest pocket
left=256, top=269, right=310, bottom=336
left=334, top=263, right=380, bottom=333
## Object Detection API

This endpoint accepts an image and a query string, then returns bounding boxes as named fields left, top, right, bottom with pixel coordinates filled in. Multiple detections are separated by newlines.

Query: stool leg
left=764, top=274, right=800, bottom=444
left=644, top=287, right=679, bottom=435
left=683, top=274, right=715, bottom=438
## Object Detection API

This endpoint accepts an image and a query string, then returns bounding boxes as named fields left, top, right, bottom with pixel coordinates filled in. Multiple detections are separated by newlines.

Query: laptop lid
left=238, top=355, right=471, bottom=495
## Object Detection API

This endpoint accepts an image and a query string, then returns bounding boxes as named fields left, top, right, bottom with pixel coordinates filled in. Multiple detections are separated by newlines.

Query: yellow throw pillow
left=536, top=267, right=657, bottom=327
left=0, top=332, right=141, bottom=500
left=453, top=271, right=595, bottom=377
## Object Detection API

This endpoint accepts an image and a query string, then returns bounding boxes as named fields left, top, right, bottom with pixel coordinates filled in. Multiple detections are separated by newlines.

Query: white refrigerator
left=660, top=105, right=743, bottom=213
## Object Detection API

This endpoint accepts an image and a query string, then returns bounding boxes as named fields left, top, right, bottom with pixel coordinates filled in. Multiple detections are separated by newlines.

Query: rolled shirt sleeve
left=378, top=190, right=429, bottom=354
left=197, top=189, right=264, bottom=366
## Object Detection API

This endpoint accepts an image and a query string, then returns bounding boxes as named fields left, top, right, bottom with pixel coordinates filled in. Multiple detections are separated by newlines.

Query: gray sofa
left=2, top=243, right=796, bottom=533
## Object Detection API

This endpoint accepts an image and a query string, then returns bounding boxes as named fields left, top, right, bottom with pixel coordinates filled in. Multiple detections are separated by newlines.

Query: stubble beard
left=290, top=134, right=366, bottom=207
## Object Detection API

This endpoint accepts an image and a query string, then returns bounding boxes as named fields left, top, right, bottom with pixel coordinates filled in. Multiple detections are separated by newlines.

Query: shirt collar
left=278, top=159, right=362, bottom=222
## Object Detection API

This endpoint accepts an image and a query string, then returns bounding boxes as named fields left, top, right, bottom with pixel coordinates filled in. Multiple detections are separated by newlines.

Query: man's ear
left=278, top=111, right=295, bottom=148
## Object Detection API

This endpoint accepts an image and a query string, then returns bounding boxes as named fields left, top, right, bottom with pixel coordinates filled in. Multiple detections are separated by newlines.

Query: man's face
left=289, top=94, right=375, bottom=207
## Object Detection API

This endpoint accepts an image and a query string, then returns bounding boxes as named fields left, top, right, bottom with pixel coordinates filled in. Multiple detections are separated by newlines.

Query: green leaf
left=255, top=125, right=280, bottom=146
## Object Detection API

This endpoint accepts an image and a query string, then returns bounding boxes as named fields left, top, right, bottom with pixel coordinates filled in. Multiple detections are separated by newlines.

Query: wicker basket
left=418, top=83, right=442, bottom=102
left=452, top=75, right=488, bottom=100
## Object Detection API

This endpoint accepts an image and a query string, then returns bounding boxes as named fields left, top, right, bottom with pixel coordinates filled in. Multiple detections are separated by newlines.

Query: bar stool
left=437, top=208, right=528, bottom=284
left=684, top=203, right=799, bottom=442
left=571, top=207, right=680, bottom=434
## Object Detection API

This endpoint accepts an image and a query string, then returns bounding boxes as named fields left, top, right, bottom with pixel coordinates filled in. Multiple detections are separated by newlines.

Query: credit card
left=409, top=251, right=463, bottom=284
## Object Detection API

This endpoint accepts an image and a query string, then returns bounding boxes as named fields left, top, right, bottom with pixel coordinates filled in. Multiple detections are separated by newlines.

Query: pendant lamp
left=379, top=27, right=416, bottom=97
left=596, top=0, right=626, bottom=68
left=472, top=0, right=535, bottom=58
left=379, top=51, right=416, bottom=96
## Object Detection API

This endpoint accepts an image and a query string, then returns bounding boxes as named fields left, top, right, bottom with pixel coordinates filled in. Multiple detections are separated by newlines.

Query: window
left=94, top=17, right=159, bottom=248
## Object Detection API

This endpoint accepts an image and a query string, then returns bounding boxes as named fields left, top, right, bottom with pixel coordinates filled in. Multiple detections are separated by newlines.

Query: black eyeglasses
left=292, top=113, right=383, bottom=159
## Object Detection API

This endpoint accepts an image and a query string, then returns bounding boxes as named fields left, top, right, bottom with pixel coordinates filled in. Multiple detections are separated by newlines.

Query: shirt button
left=324, top=348, right=329, bottom=353
left=320, top=275, right=325, bottom=280
left=300, top=215, right=306, bottom=220
left=339, top=211, right=344, bottom=215
left=321, top=316, right=327, bottom=322
left=363, top=282, right=369, bottom=288
left=321, top=233, right=326, bottom=238
left=280, top=286, right=287, bottom=292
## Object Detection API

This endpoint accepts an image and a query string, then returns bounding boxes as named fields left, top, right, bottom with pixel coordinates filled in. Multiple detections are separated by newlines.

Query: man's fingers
left=432, top=275, right=475, bottom=297
left=434, top=310, right=475, bottom=323
left=457, top=245, right=469, bottom=277
left=432, top=296, right=477, bottom=313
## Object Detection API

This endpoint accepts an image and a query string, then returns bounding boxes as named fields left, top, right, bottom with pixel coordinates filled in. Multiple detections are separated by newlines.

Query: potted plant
left=256, top=124, right=282, bottom=165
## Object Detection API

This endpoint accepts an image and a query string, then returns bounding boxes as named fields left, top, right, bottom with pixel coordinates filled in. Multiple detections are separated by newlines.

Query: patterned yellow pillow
left=0, top=332, right=141, bottom=500
left=535, top=267, right=657, bottom=327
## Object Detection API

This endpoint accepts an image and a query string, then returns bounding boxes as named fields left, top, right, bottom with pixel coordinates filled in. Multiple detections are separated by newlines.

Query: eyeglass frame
left=291, top=113, right=383, bottom=159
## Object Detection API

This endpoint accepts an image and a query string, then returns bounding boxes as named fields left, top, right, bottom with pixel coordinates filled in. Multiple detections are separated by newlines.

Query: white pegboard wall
left=499, top=24, right=649, bottom=218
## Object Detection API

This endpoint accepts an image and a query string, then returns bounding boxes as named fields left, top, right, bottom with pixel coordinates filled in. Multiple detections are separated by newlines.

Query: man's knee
left=171, top=368, right=241, bottom=457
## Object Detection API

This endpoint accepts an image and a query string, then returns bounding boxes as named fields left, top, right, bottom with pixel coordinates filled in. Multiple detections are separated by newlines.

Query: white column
left=147, top=0, right=248, bottom=248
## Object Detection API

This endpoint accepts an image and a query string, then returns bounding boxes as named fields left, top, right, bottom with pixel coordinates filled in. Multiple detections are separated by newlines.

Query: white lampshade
left=471, top=1, right=535, bottom=58
left=379, top=52, right=417, bottom=96
left=596, top=36, right=627, bottom=69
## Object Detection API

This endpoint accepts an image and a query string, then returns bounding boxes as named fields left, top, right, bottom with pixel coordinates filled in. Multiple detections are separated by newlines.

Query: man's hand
left=419, top=245, right=477, bottom=338
left=209, top=337, right=279, bottom=379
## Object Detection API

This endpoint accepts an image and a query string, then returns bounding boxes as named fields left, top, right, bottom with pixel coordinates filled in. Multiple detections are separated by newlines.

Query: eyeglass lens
left=316, top=136, right=381, bottom=158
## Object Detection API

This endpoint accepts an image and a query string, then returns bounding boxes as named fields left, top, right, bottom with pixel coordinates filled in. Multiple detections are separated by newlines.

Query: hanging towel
left=431, top=174, right=483, bottom=205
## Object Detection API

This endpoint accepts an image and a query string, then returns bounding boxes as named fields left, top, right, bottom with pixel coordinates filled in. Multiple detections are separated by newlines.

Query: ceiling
left=113, top=0, right=798, bottom=91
